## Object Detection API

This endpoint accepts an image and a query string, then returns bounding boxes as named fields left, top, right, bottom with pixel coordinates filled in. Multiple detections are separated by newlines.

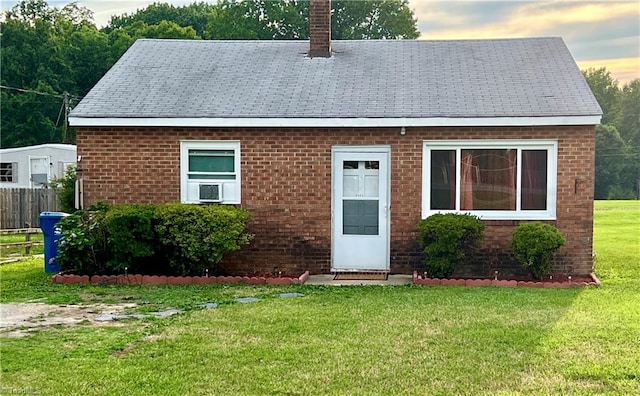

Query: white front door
left=332, top=146, right=390, bottom=271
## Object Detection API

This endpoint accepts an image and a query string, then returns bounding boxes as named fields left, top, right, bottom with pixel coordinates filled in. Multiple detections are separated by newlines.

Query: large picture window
left=423, top=140, right=557, bottom=220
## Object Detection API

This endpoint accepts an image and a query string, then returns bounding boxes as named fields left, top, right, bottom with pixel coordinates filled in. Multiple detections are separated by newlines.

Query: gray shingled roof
left=70, top=37, right=601, bottom=120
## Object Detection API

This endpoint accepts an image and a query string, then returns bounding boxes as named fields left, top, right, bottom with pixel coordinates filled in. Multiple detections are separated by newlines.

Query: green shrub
left=49, top=165, right=77, bottom=213
left=416, top=213, right=485, bottom=278
left=56, top=202, right=253, bottom=276
left=154, top=203, right=253, bottom=276
left=510, top=222, right=565, bottom=279
left=105, top=204, right=157, bottom=273
left=56, top=203, right=110, bottom=275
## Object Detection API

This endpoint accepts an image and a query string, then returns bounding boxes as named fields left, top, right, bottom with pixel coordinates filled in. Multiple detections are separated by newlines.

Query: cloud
left=577, top=57, right=640, bottom=84
left=415, top=1, right=638, bottom=38
left=411, top=0, right=639, bottom=82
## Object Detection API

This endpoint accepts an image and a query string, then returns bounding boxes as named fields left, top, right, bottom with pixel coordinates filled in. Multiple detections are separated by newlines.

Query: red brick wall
left=308, top=0, right=331, bottom=57
left=76, top=125, right=595, bottom=276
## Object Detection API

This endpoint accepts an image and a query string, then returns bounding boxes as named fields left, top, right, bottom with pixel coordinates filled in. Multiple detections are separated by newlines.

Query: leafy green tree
left=1, top=0, right=109, bottom=148
left=50, top=164, right=77, bottom=213
left=333, top=0, right=419, bottom=39
left=105, top=2, right=216, bottom=38
left=119, top=20, right=200, bottom=40
left=617, top=80, right=640, bottom=147
left=595, top=125, right=629, bottom=199
left=583, top=67, right=621, bottom=125
left=3, top=0, right=54, bottom=24
left=204, top=0, right=419, bottom=40
left=616, top=79, right=640, bottom=198
left=205, top=0, right=296, bottom=39
left=583, top=68, right=639, bottom=200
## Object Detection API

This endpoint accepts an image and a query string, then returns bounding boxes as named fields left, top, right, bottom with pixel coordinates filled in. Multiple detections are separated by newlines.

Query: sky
left=5, top=0, right=639, bottom=83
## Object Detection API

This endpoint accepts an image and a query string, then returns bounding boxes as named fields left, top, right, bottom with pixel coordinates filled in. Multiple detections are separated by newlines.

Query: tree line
left=1, top=0, right=418, bottom=148
left=1, top=0, right=637, bottom=198
left=583, top=69, right=639, bottom=199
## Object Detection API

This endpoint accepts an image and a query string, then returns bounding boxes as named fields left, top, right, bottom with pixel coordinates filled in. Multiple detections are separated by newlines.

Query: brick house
left=69, top=0, right=601, bottom=277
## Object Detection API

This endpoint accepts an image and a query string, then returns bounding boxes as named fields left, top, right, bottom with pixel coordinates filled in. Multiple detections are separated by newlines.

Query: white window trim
left=180, top=140, right=241, bottom=204
left=422, top=139, right=557, bottom=220
left=0, top=162, right=17, bottom=183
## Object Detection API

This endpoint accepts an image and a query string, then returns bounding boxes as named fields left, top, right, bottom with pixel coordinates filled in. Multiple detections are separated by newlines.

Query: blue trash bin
left=40, top=212, right=70, bottom=273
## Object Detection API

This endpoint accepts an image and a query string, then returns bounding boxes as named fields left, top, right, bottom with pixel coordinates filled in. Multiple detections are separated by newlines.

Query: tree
left=333, top=0, right=419, bottom=39
left=595, top=125, right=629, bottom=199
left=616, top=79, right=640, bottom=198
left=1, top=0, right=111, bottom=148
left=1, top=0, right=202, bottom=148
left=204, top=0, right=419, bottom=40
left=119, top=20, right=200, bottom=40
left=583, top=68, right=639, bottom=200
left=583, top=67, right=621, bottom=125
left=105, top=2, right=216, bottom=38
left=205, top=0, right=304, bottom=39
left=3, top=0, right=54, bottom=25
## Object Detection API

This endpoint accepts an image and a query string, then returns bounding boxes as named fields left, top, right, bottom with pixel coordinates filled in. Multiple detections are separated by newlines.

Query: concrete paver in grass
left=236, top=297, right=262, bottom=304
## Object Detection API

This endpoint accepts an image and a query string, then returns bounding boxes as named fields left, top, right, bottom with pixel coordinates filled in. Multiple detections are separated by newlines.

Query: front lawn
left=0, top=201, right=638, bottom=395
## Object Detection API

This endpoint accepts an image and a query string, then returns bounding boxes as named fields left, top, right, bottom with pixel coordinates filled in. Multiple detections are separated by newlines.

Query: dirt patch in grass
left=0, top=302, right=137, bottom=338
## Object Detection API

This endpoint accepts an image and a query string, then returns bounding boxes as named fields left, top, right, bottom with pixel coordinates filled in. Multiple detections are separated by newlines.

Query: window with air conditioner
left=180, top=141, right=240, bottom=204
left=422, top=140, right=557, bottom=220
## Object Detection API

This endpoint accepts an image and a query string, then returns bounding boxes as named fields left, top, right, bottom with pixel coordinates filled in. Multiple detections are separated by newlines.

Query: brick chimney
left=308, top=0, right=331, bottom=57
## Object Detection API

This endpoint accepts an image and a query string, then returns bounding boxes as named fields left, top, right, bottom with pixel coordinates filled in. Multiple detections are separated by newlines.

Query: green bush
left=154, top=203, right=253, bottom=276
left=510, top=222, right=565, bottom=279
left=416, top=213, right=485, bottom=278
left=55, top=202, right=253, bottom=276
left=56, top=203, right=110, bottom=275
left=105, top=204, right=157, bottom=273
left=155, top=204, right=252, bottom=275
left=49, top=165, right=77, bottom=213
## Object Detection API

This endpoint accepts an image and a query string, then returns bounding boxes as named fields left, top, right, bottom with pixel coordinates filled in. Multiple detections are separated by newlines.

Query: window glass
left=189, top=150, right=234, bottom=173
left=365, top=161, right=379, bottom=170
left=461, top=149, right=516, bottom=211
left=343, top=200, right=379, bottom=235
left=32, top=173, right=48, bottom=186
left=423, top=141, right=556, bottom=220
left=343, top=161, right=358, bottom=169
left=521, top=150, right=548, bottom=210
left=0, top=163, right=14, bottom=182
left=430, top=150, right=456, bottom=210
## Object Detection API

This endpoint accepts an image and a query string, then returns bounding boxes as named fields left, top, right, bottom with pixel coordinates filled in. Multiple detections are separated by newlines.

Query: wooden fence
left=0, top=188, right=60, bottom=229
left=0, top=228, right=43, bottom=256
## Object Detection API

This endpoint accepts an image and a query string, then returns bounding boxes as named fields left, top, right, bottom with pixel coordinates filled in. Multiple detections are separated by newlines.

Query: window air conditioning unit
left=199, top=183, right=222, bottom=202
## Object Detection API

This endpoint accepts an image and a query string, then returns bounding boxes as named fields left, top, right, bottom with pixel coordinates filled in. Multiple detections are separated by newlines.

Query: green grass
left=1, top=201, right=638, bottom=395
left=593, top=200, right=640, bottom=280
left=0, top=232, right=44, bottom=257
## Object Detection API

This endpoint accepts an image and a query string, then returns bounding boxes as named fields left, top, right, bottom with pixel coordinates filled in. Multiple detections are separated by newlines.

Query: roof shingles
left=70, top=37, right=602, bottom=120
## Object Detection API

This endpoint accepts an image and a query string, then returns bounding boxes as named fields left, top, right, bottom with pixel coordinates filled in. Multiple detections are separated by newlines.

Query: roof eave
left=68, top=115, right=602, bottom=128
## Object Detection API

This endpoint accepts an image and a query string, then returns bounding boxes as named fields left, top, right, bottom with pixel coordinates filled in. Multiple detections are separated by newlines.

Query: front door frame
left=29, top=156, right=50, bottom=188
left=331, top=145, right=391, bottom=272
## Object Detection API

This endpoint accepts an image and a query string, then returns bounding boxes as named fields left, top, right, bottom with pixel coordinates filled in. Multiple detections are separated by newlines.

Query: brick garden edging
left=412, top=271, right=601, bottom=288
left=52, top=271, right=310, bottom=286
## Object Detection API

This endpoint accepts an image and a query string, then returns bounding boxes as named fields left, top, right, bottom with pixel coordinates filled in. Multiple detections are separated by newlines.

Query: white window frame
left=0, top=162, right=17, bottom=183
left=180, top=140, right=241, bottom=204
left=422, top=139, right=557, bottom=220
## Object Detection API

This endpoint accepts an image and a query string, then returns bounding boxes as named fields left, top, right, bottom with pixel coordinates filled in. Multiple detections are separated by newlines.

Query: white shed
left=0, top=144, right=77, bottom=188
